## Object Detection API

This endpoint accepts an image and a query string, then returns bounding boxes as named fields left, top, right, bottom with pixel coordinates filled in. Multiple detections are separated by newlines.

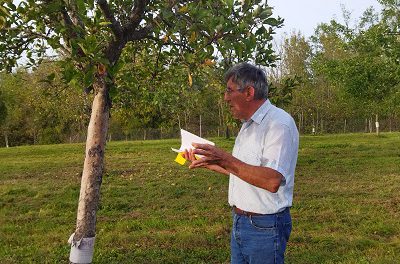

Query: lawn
left=0, top=133, right=399, bottom=263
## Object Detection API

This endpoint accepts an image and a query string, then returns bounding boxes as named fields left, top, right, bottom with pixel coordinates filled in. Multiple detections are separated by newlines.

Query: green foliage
left=0, top=0, right=282, bottom=145
left=268, top=76, right=300, bottom=108
left=1, top=133, right=400, bottom=262
left=0, top=90, right=7, bottom=124
left=0, top=0, right=282, bottom=94
left=273, top=4, right=400, bottom=133
left=0, top=62, right=89, bottom=146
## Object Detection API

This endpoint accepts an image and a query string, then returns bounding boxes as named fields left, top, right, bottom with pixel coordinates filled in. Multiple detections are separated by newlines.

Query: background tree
left=0, top=63, right=88, bottom=147
left=312, top=4, right=399, bottom=134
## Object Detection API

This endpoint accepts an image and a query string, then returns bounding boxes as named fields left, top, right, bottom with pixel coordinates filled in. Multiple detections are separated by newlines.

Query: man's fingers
left=182, top=149, right=189, bottom=160
left=189, top=157, right=209, bottom=167
left=189, top=149, right=196, bottom=161
left=192, top=148, right=209, bottom=156
left=192, top=143, right=214, bottom=150
left=189, top=160, right=207, bottom=169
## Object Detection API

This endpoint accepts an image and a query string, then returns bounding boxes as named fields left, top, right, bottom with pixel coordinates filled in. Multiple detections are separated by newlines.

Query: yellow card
left=174, top=152, right=186, bottom=165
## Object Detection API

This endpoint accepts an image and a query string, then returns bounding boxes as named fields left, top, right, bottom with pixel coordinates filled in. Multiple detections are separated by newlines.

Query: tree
left=1, top=0, right=282, bottom=262
left=0, top=90, right=7, bottom=146
left=0, top=71, right=33, bottom=147
left=269, top=32, right=313, bottom=132
left=310, top=23, right=354, bottom=133
left=313, top=5, right=400, bottom=134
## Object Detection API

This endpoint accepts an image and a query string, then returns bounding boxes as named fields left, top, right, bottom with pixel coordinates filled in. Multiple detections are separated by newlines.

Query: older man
left=184, top=62, right=299, bottom=264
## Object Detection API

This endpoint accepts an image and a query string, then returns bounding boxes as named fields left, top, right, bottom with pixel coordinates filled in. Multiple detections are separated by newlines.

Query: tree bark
left=69, top=75, right=110, bottom=264
left=225, top=126, right=230, bottom=139
left=4, top=132, right=9, bottom=148
left=320, top=119, right=324, bottom=134
left=369, top=118, right=372, bottom=133
left=199, top=114, right=202, bottom=137
left=177, top=114, right=181, bottom=129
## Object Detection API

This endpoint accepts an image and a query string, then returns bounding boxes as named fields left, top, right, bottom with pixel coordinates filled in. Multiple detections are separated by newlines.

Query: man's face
left=224, top=77, right=249, bottom=120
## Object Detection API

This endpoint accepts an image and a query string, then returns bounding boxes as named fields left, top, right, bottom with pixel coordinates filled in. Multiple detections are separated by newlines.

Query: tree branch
left=60, top=6, right=85, bottom=57
left=129, top=0, right=149, bottom=28
left=146, top=35, right=194, bottom=52
left=125, top=24, right=153, bottom=42
left=61, top=7, right=75, bottom=31
left=65, top=0, right=85, bottom=29
left=97, top=0, right=123, bottom=40
left=22, top=30, right=71, bottom=55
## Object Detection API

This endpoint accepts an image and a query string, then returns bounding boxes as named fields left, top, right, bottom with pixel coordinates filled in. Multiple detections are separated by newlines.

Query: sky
left=268, top=0, right=382, bottom=38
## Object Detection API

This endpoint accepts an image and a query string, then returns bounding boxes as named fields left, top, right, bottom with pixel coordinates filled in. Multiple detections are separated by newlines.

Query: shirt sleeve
left=260, top=122, right=295, bottom=186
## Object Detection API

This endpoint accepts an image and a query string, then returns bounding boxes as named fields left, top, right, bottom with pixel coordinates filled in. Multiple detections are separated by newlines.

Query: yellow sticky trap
left=175, top=152, right=186, bottom=165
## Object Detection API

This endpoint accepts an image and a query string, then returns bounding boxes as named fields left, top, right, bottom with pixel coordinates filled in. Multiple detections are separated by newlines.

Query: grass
left=0, top=133, right=399, bottom=263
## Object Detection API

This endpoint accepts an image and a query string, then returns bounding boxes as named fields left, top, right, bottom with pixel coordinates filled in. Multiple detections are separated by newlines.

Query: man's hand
left=182, top=143, right=231, bottom=175
left=189, top=143, right=232, bottom=168
left=183, top=143, right=283, bottom=192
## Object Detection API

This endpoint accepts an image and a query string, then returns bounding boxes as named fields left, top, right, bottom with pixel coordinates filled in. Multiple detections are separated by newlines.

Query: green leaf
left=253, top=6, right=262, bottom=17
left=76, top=0, right=86, bottom=16
left=8, top=3, right=16, bottom=11
left=0, top=16, right=5, bottom=29
left=264, top=17, right=280, bottom=26
left=223, top=0, right=234, bottom=9
left=77, top=43, right=88, bottom=55
left=256, top=26, right=266, bottom=35
left=259, top=8, right=273, bottom=19
left=0, top=6, right=11, bottom=17
left=47, top=73, right=56, bottom=81
left=99, top=21, right=112, bottom=26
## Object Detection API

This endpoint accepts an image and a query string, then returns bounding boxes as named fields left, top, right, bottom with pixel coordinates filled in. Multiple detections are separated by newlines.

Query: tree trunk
left=312, top=113, right=315, bottom=135
left=298, top=113, right=301, bottom=134
left=300, top=111, right=304, bottom=134
left=375, top=114, right=379, bottom=135
left=320, top=119, right=324, bottom=134
left=69, top=76, right=110, bottom=264
left=369, top=118, right=372, bottom=133
left=199, top=114, right=202, bottom=137
left=4, top=132, right=9, bottom=148
left=177, top=114, right=181, bottom=129
left=184, top=111, right=188, bottom=130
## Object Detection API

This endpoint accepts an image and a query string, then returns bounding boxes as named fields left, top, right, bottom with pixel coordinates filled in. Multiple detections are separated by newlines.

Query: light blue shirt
left=228, top=100, right=299, bottom=214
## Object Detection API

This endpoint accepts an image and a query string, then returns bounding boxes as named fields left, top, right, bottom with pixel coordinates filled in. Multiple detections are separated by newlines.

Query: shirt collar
left=249, top=99, right=272, bottom=125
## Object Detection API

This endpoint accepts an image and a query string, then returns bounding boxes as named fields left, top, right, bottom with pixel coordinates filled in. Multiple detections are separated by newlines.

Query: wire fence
left=103, top=117, right=400, bottom=142
left=2, top=117, right=399, bottom=147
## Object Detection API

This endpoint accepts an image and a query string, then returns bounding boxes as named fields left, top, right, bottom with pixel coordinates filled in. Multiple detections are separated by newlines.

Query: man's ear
left=245, top=86, right=255, bottom=101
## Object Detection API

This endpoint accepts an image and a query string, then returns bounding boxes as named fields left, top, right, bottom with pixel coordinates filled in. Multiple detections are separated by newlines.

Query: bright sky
left=268, top=0, right=382, bottom=38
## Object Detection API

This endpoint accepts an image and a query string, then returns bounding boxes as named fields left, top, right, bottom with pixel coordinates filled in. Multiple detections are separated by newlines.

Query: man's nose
left=224, top=92, right=229, bottom=101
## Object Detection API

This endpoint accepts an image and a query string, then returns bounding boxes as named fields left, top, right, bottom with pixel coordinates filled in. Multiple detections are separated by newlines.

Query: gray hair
left=224, top=62, right=268, bottom=100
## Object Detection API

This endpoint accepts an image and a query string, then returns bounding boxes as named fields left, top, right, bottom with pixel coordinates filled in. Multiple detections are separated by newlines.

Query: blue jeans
left=230, top=208, right=292, bottom=264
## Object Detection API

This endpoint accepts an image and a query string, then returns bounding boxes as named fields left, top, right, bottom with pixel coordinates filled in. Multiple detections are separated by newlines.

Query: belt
left=233, top=206, right=289, bottom=217
left=233, top=206, right=264, bottom=217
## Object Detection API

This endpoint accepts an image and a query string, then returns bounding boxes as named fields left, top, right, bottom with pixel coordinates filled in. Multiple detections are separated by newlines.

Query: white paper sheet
left=171, top=129, right=215, bottom=155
